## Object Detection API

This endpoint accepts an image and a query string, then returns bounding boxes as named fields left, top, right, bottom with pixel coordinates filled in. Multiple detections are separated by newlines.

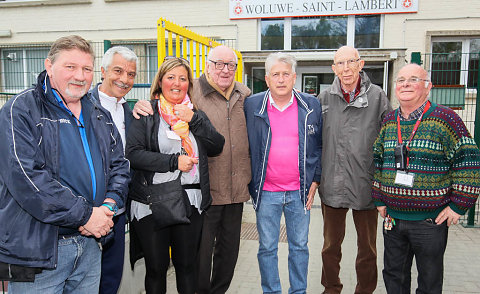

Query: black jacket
left=125, top=99, right=225, bottom=211
left=125, top=99, right=224, bottom=269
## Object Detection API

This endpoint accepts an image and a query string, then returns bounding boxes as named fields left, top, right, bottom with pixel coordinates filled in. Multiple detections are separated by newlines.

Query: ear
left=44, top=58, right=53, bottom=77
left=425, top=81, right=429, bottom=88
left=101, top=67, right=106, bottom=80
left=331, top=64, right=337, bottom=75
left=358, top=59, right=365, bottom=71
left=265, top=74, right=271, bottom=89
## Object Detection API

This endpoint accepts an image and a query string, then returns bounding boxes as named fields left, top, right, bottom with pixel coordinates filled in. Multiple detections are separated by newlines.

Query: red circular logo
left=402, top=0, right=412, bottom=8
left=234, top=4, right=242, bottom=15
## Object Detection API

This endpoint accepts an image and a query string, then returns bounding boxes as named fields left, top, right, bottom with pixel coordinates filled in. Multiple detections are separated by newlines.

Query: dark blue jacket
left=0, top=71, right=130, bottom=269
left=244, top=89, right=322, bottom=211
left=89, top=82, right=133, bottom=141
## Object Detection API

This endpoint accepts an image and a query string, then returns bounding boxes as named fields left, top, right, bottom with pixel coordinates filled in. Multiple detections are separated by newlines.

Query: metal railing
left=412, top=51, right=480, bottom=227
left=156, top=17, right=243, bottom=83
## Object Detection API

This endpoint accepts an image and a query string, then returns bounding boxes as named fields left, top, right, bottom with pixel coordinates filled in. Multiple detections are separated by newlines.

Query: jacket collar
left=329, top=71, right=372, bottom=108
left=256, top=89, right=312, bottom=117
left=197, top=74, right=249, bottom=99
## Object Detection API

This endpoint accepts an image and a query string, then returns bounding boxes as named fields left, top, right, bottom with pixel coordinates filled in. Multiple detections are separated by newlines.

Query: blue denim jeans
left=382, top=218, right=448, bottom=294
left=9, top=235, right=101, bottom=294
left=256, top=190, right=310, bottom=294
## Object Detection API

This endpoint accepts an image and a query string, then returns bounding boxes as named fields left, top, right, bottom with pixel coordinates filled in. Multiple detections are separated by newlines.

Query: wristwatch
left=102, top=202, right=118, bottom=215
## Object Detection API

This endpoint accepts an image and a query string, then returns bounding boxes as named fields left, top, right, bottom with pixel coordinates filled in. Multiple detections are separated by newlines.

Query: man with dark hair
left=89, top=45, right=137, bottom=294
left=0, top=35, right=130, bottom=293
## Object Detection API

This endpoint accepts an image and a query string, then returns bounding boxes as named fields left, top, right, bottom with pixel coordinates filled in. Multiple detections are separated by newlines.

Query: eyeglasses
left=333, top=58, right=361, bottom=69
left=163, top=56, right=190, bottom=64
left=395, top=77, right=429, bottom=85
left=208, top=60, right=237, bottom=71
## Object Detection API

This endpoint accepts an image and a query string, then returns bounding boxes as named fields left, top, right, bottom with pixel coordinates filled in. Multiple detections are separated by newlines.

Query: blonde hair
left=150, top=58, right=193, bottom=100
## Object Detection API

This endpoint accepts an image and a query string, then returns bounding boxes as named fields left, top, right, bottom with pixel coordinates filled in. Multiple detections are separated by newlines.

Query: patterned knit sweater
left=372, top=102, right=480, bottom=221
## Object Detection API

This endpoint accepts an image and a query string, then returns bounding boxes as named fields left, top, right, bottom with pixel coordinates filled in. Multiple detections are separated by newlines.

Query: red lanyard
left=396, top=101, right=431, bottom=167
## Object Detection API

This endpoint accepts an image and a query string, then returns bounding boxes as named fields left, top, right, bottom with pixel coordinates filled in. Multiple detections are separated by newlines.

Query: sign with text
left=229, top=0, right=418, bottom=19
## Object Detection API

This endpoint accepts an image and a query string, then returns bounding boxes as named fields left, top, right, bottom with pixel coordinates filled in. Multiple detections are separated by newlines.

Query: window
left=260, top=15, right=381, bottom=50
left=355, top=15, right=381, bottom=48
left=261, top=19, right=284, bottom=50
left=251, top=68, right=268, bottom=94
left=1, top=47, right=49, bottom=92
left=147, top=45, right=158, bottom=83
left=431, top=38, right=479, bottom=88
left=291, top=17, right=347, bottom=50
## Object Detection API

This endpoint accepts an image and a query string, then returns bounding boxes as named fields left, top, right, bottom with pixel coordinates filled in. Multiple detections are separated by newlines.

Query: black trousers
left=196, top=203, right=244, bottom=294
left=131, top=207, right=203, bottom=294
left=382, top=218, right=448, bottom=294
left=99, top=213, right=126, bottom=294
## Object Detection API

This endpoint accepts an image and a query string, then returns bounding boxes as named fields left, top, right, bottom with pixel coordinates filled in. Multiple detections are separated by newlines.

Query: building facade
left=0, top=0, right=479, bottom=102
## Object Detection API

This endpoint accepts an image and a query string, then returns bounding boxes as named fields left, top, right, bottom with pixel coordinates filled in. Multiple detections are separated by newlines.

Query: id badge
left=395, top=170, right=415, bottom=187
left=166, top=130, right=181, bottom=140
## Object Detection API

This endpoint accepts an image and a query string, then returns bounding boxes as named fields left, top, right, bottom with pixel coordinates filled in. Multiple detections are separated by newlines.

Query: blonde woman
left=126, top=57, right=224, bottom=294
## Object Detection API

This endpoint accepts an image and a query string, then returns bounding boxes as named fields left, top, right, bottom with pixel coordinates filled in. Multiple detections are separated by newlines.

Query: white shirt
left=98, top=90, right=127, bottom=151
left=131, top=116, right=202, bottom=221
left=268, top=92, right=295, bottom=112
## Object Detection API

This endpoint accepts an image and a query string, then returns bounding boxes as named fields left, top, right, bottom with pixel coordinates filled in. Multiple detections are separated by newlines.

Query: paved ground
left=119, top=201, right=480, bottom=294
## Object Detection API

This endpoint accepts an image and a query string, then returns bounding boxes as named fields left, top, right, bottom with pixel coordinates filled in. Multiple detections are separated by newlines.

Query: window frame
left=0, top=0, right=90, bottom=7
left=430, top=36, right=480, bottom=90
left=1, top=46, right=49, bottom=93
left=258, top=15, right=384, bottom=50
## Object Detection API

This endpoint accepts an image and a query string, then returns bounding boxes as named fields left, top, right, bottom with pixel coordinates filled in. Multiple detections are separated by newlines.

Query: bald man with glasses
left=318, top=46, right=391, bottom=294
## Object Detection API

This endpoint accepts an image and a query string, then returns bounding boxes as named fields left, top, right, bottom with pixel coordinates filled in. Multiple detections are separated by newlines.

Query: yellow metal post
left=167, top=31, right=173, bottom=56
left=176, top=35, right=181, bottom=57
left=157, top=20, right=166, bottom=68
left=195, top=42, right=200, bottom=78
left=156, top=17, right=243, bottom=83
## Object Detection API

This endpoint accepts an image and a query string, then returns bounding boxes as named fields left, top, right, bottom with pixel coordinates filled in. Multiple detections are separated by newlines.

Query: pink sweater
left=263, top=98, right=300, bottom=192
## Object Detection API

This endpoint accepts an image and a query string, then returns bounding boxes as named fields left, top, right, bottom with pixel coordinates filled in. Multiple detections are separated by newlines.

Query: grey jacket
left=318, top=71, right=391, bottom=210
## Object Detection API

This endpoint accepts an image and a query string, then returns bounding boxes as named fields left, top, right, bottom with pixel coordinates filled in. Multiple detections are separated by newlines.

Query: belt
left=182, top=183, right=201, bottom=190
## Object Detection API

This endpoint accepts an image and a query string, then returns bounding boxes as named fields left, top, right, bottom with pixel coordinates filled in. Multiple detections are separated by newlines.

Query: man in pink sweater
left=244, top=52, right=323, bottom=294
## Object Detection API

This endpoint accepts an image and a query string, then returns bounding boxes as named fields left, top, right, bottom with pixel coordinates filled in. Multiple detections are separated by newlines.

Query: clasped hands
left=78, top=200, right=116, bottom=238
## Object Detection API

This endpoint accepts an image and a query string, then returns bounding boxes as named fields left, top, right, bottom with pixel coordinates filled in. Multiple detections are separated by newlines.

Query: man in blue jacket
left=244, top=52, right=322, bottom=294
left=0, top=35, right=130, bottom=293
left=89, top=46, right=136, bottom=294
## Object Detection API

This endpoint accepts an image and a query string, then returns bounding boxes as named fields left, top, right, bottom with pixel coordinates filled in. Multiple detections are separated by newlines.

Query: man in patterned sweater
left=372, top=63, right=480, bottom=294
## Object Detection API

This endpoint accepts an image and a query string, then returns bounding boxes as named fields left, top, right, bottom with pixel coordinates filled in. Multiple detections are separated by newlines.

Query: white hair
left=101, top=46, right=137, bottom=70
left=265, top=52, right=296, bottom=75
left=207, top=45, right=238, bottom=64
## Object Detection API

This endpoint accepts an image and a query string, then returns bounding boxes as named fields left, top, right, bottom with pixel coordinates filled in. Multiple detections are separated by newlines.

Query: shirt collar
left=268, top=91, right=294, bottom=112
left=399, top=100, right=429, bottom=121
left=98, top=90, right=126, bottom=108
left=340, top=78, right=361, bottom=103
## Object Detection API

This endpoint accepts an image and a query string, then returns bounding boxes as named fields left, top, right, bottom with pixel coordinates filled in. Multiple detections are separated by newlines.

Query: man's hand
left=377, top=206, right=387, bottom=218
left=178, top=155, right=198, bottom=172
left=306, top=182, right=319, bottom=210
left=435, top=206, right=461, bottom=226
left=79, top=207, right=114, bottom=238
left=132, top=100, right=153, bottom=119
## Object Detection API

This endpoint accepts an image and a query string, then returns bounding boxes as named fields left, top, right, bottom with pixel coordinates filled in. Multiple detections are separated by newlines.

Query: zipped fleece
left=318, top=71, right=391, bottom=210
left=244, top=89, right=322, bottom=211
left=0, top=71, right=130, bottom=269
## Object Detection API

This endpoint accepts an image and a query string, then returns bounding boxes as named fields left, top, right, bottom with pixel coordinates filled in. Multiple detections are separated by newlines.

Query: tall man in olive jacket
left=318, top=46, right=391, bottom=294
left=133, top=45, right=251, bottom=294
